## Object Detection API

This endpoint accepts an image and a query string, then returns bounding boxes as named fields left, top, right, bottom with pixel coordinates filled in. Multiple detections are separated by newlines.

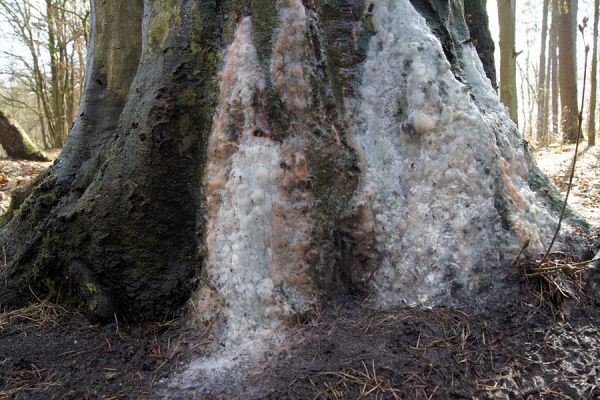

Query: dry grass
left=0, top=298, right=186, bottom=398
left=312, top=360, right=402, bottom=400
left=149, top=330, right=183, bottom=382
left=0, top=300, right=73, bottom=399
left=0, top=299, right=72, bottom=334
left=292, top=303, right=500, bottom=400
left=0, top=363, right=61, bottom=399
left=522, top=252, right=595, bottom=318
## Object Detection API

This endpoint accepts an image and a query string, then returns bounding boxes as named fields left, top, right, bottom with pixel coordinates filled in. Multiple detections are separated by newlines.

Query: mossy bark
left=0, top=110, right=49, bottom=161
left=0, top=0, right=219, bottom=321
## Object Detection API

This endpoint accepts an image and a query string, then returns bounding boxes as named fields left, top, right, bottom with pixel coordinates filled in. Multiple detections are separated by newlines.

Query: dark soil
left=4, top=285, right=600, bottom=399
left=165, top=293, right=600, bottom=400
left=0, top=302, right=183, bottom=399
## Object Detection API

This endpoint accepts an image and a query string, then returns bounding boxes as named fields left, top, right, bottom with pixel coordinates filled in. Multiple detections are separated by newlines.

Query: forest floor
left=534, top=143, right=600, bottom=227
left=0, top=145, right=599, bottom=399
left=2, top=294, right=600, bottom=399
left=0, top=150, right=60, bottom=215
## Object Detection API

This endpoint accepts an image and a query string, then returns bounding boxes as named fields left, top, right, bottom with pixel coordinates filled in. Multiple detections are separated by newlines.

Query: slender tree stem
left=538, top=24, right=590, bottom=267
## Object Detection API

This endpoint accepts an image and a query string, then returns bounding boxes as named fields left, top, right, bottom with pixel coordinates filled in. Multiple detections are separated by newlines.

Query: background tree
left=551, top=1, right=561, bottom=140
left=516, top=31, right=536, bottom=140
left=0, top=108, right=48, bottom=160
left=557, top=0, right=580, bottom=143
left=537, top=0, right=551, bottom=144
left=497, top=0, right=519, bottom=124
left=587, top=0, right=599, bottom=146
left=0, top=0, right=89, bottom=148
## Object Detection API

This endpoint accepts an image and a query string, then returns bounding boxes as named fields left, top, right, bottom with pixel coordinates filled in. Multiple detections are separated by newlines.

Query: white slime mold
left=351, top=0, right=557, bottom=305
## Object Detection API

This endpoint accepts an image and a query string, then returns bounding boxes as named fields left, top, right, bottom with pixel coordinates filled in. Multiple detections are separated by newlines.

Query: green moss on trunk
left=0, top=110, right=49, bottom=161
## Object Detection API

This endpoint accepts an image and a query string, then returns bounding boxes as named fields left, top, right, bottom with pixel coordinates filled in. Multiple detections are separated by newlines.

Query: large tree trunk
left=557, top=0, right=579, bottom=143
left=0, top=0, right=591, bottom=344
left=0, top=109, right=49, bottom=161
left=497, top=0, right=519, bottom=125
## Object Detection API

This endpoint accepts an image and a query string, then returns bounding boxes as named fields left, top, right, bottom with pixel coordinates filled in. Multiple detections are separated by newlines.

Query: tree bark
left=587, top=0, right=599, bottom=146
left=464, top=0, right=497, bottom=89
left=537, top=0, right=550, bottom=144
left=541, top=18, right=553, bottom=146
left=557, top=0, right=579, bottom=143
left=0, top=109, right=49, bottom=161
left=47, top=0, right=67, bottom=146
left=551, top=1, right=560, bottom=140
left=497, top=0, right=519, bottom=125
left=0, top=0, right=590, bottom=324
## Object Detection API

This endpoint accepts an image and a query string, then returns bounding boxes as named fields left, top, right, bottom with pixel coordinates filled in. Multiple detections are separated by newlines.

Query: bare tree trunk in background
left=525, top=43, right=536, bottom=139
left=34, top=95, right=51, bottom=149
left=542, top=39, right=552, bottom=145
left=497, top=0, right=519, bottom=125
left=46, top=0, right=66, bottom=147
left=517, top=47, right=535, bottom=140
left=587, top=0, right=599, bottom=146
left=527, top=70, right=535, bottom=139
left=551, top=2, right=560, bottom=141
left=46, top=0, right=72, bottom=147
left=537, top=0, right=550, bottom=144
left=557, top=0, right=579, bottom=143
left=0, top=110, right=49, bottom=161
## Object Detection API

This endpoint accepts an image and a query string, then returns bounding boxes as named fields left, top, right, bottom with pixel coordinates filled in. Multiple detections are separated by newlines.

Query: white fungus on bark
left=271, top=0, right=312, bottom=112
left=181, top=4, right=319, bottom=382
left=188, top=17, right=289, bottom=376
left=351, top=0, right=557, bottom=305
left=172, top=0, right=573, bottom=391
